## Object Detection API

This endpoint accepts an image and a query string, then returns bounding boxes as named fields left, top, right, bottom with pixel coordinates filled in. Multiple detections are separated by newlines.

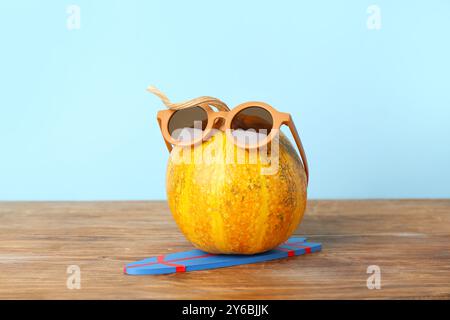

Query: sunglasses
left=147, top=86, right=309, bottom=184
left=150, top=87, right=309, bottom=184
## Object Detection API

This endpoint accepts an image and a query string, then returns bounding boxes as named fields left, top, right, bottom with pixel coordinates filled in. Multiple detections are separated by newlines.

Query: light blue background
left=0, top=0, right=449, bottom=200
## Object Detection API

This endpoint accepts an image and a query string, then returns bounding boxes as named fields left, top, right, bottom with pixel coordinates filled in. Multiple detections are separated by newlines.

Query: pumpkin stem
left=147, top=85, right=230, bottom=111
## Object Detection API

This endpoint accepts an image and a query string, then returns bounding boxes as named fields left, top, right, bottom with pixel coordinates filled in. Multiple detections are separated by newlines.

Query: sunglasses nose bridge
left=210, top=112, right=229, bottom=131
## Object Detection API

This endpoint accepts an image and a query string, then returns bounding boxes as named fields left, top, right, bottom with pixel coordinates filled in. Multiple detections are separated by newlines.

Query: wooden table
left=0, top=200, right=449, bottom=299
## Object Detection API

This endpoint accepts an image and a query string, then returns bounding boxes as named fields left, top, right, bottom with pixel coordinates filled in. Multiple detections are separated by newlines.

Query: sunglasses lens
left=231, top=107, right=273, bottom=146
left=168, top=106, right=208, bottom=142
left=231, top=107, right=273, bottom=132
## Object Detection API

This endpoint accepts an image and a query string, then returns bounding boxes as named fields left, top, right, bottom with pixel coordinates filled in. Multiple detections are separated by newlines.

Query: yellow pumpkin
left=166, top=130, right=307, bottom=254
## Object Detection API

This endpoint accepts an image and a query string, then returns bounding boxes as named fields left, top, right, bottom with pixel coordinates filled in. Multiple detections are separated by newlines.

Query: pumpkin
left=166, top=130, right=307, bottom=254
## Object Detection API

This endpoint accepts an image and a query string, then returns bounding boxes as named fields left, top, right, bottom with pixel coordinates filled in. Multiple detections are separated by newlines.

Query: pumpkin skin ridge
left=166, top=131, right=307, bottom=255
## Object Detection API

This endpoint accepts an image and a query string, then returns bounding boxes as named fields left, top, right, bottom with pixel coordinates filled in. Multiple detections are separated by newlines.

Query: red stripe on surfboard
left=126, top=253, right=215, bottom=269
left=277, top=247, right=295, bottom=256
left=157, top=255, right=186, bottom=272
left=279, top=242, right=313, bottom=254
left=286, top=243, right=312, bottom=253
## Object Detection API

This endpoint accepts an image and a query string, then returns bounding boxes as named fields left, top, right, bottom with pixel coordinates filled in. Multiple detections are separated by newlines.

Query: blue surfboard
left=124, top=236, right=321, bottom=275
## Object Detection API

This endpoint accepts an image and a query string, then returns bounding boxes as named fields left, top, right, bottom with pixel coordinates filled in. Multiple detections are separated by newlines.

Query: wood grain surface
left=0, top=200, right=449, bottom=299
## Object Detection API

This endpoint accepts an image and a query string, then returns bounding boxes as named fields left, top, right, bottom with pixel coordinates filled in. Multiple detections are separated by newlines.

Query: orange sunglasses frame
left=157, top=102, right=309, bottom=184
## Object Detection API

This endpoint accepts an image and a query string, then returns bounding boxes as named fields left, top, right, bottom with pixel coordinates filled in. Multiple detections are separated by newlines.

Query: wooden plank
left=0, top=200, right=449, bottom=299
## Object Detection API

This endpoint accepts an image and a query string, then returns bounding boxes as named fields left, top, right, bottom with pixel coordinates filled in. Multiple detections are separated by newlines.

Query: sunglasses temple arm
left=164, top=140, right=173, bottom=152
left=287, top=119, right=309, bottom=186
